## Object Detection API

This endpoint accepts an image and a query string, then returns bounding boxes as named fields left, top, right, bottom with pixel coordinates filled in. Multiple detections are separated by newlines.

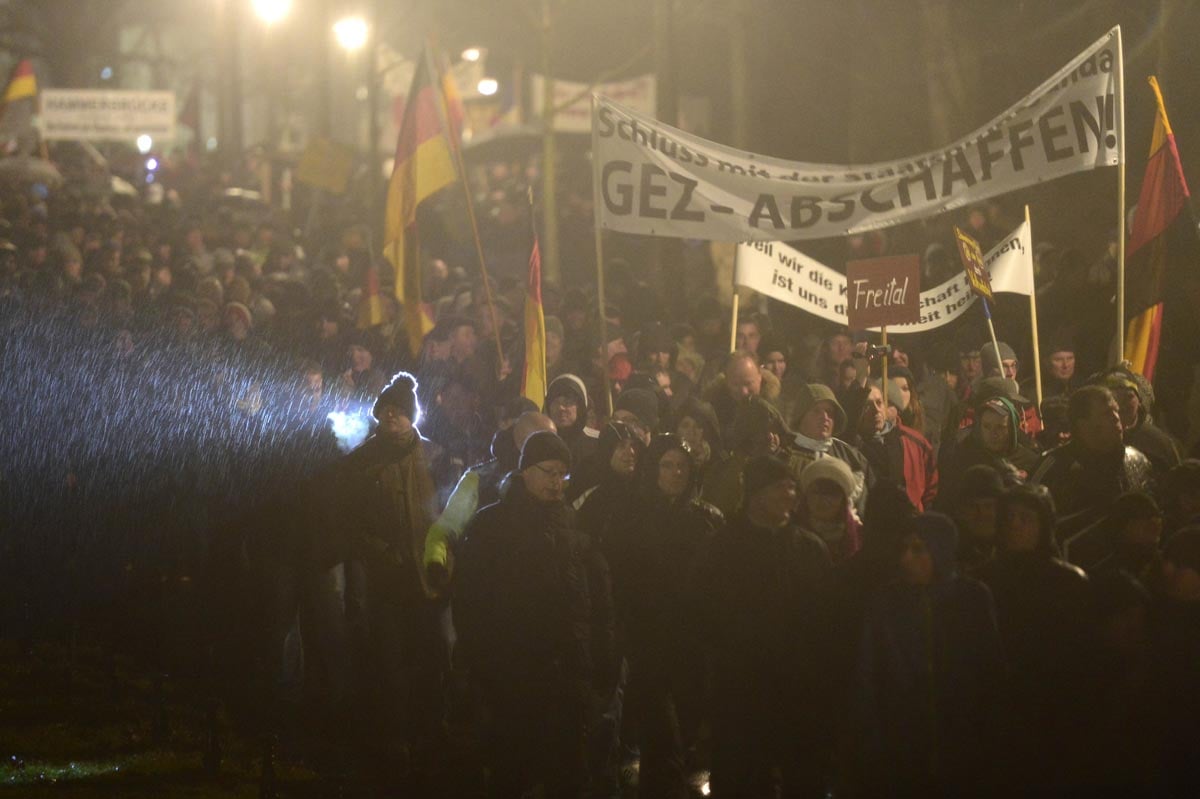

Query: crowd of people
left=3, top=170, right=1200, bottom=798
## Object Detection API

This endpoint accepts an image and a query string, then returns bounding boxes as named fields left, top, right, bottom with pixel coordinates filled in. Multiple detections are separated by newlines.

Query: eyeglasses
left=533, top=463, right=570, bottom=481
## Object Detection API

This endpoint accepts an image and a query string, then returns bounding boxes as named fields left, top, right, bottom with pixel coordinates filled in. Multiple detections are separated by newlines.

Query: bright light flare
left=461, top=47, right=482, bottom=62
left=477, top=77, right=499, bottom=96
left=333, top=16, right=368, bottom=52
left=252, top=0, right=291, bottom=25
left=145, top=157, right=158, bottom=171
left=136, top=134, right=153, bottom=154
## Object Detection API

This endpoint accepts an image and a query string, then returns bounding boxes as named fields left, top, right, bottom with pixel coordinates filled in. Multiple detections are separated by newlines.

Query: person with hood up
left=795, top=455, right=863, bottom=563
left=1103, top=369, right=1180, bottom=479
left=851, top=512, right=1002, bottom=796
left=847, top=382, right=937, bottom=512
left=977, top=484, right=1091, bottom=791
left=980, top=340, right=1042, bottom=437
left=790, top=382, right=871, bottom=516
left=543, top=373, right=599, bottom=499
left=938, top=394, right=1038, bottom=508
left=671, top=396, right=723, bottom=479
left=453, top=431, right=593, bottom=798
left=617, top=435, right=723, bottom=798
left=942, top=464, right=1005, bottom=574
left=692, top=455, right=832, bottom=798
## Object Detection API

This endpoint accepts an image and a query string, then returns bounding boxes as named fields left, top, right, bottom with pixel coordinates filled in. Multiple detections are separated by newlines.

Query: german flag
left=383, top=48, right=461, bottom=355
left=1123, top=77, right=1199, bottom=381
left=0, top=60, right=38, bottom=156
left=521, top=237, right=547, bottom=405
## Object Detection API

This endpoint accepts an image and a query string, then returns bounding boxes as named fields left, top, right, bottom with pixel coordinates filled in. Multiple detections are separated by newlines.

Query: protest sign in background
left=845, top=256, right=921, bottom=330
left=593, top=28, right=1121, bottom=241
left=955, top=226, right=994, bottom=300
left=735, top=220, right=1033, bottom=333
left=41, top=89, right=176, bottom=142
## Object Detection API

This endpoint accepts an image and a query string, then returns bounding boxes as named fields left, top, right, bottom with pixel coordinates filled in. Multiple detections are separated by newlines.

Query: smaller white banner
left=42, top=90, right=176, bottom=142
left=532, top=74, right=654, bottom=133
left=735, top=220, right=1033, bottom=333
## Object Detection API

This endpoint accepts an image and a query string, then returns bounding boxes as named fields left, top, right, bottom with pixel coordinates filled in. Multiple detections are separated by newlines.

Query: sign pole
left=881, top=326, right=889, bottom=391
left=981, top=297, right=1005, bottom=377
left=1115, top=25, right=1127, bottom=364
left=1026, top=205, right=1043, bottom=410
left=729, top=247, right=740, bottom=352
left=591, top=94, right=613, bottom=416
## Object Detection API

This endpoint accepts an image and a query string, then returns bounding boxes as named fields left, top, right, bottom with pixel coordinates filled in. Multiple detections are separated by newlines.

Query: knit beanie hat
left=519, top=430, right=572, bottom=471
left=373, top=372, right=418, bottom=422
left=799, top=457, right=856, bottom=500
left=981, top=341, right=1018, bottom=373
left=615, top=387, right=660, bottom=431
left=742, top=455, right=794, bottom=501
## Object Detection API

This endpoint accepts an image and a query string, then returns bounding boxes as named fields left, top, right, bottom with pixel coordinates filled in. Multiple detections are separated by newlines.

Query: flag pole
left=591, top=94, right=613, bottom=416
left=729, top=248, right=740, bottom=352
left=1026, top=205, right=1043, bottom=411
left=982, top=297, right=1005, bottom=379
left=1115, top=25, right=1127, bottom=365
left=429, top=47, right=505, bottom=371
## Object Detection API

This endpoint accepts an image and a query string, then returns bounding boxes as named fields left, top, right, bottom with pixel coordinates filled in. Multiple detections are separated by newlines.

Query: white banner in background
left=735, top=220, right=1033, bottom=333
left=533, top=74, right=654, bottom=133
left=593, top=27, right=1121, bottom=241
left=42, top=90, right=176, bottom=142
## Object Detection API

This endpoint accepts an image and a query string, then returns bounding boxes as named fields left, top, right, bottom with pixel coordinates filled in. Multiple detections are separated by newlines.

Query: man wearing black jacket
left=693, top=455, right=832, bottom=798
left=454, top=431, right=594, bottom=798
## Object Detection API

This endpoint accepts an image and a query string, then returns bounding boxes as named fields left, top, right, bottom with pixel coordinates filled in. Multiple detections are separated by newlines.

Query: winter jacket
left=1031, top=441, right=1152, bottom=553
left=334, top=429, right=438, bottom=601
left=852, top=514, right=1002, bottom=794
left=854, top=422, right=938, bottom=512
left=453, top=478, right=593, bottom=695
left=788, top=435, right=872, bottom=516
left=692, top=513, right=831, bottom=716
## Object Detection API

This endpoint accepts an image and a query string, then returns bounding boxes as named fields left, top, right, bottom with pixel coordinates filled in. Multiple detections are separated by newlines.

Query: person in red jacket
left=848, top=383, right=938, bottom=512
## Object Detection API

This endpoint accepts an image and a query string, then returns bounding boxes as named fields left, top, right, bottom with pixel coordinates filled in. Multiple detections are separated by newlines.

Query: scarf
left=794, top=431, right=834, bottom=454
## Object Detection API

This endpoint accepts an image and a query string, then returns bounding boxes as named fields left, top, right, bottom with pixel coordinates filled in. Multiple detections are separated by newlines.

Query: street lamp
left=461, top=47, right=482, bottom=62
left=477, top=77, right=499, bottom=96
left=333, top=16, right=368, bottom=52
left=252, top=0, right=291, bottom=25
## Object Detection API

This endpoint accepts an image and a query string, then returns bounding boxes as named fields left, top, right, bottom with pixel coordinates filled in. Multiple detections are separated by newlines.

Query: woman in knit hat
left=796, top=456, right=863, bottom=563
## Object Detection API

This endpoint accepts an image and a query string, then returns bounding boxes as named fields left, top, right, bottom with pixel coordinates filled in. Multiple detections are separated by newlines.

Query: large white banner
left=593, top=28, right=1121, bottom=241
left=735, top=221, right=1033, bottom=333
left=42, top=90, right=176, bottom=142
left=533, top=74, right=654, bottom=133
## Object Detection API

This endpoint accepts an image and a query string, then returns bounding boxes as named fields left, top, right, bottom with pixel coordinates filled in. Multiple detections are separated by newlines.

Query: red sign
left=845, top=255, right=921, bottom=330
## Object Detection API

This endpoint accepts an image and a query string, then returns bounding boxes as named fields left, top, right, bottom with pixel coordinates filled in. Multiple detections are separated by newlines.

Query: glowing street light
left=461, top=47, right=482, bottom=62
left=136, top=134, right=153, bottom=154
left=333, top=16, right=368, bottom=52
left=252, top=0, right=291, bottom=25
left=477, top=77, right=499, bottom=96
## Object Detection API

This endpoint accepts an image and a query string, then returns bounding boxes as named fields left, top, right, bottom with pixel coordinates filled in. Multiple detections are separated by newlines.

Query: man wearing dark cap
left=454, top=431, right=592, bottom=798
left=333, top=372, right=440, bottom=774
left=691, top=455, right=832, bottom=798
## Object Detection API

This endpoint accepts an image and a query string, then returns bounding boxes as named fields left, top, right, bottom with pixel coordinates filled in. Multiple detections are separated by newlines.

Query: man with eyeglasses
left=455, top=430, right=595, bottom=797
